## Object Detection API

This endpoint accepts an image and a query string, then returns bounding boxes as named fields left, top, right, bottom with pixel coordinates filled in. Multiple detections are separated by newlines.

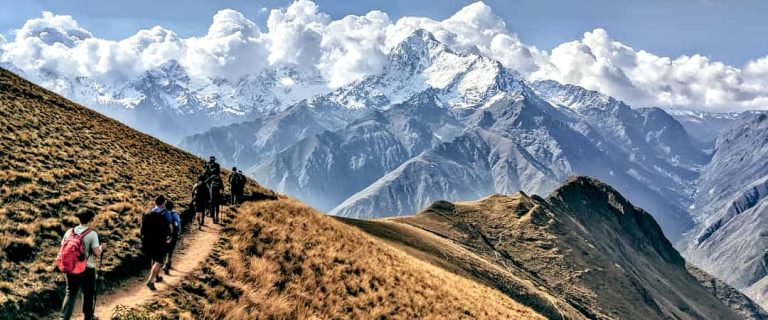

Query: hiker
left=203, top=156, right=220, bottom=180
left=191, top=176, right=209, bottom=229
left=207, top=174, right=224, bottom=224
left=140, top=195, right=172, bottom=290
left=228, top=168, right=245, bottom=204
left=58, top=209, right=105, bottom=320
left=163, top=200, right=181, bottom=275
left=236, top=170, right=246, bottom=203
left=228, top=167, right=239, bottom=204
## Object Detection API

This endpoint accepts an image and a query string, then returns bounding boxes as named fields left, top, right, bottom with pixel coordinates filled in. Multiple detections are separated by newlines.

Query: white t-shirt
left=61, top=225, right=100, bottom=268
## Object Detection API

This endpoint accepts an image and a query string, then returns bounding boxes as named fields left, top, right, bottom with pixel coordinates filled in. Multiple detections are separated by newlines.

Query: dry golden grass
left=0, top=68, right=272, bottom=318
left=141, top=198, right=543, bottom=319
left=340, top=179, right=748, bottom=320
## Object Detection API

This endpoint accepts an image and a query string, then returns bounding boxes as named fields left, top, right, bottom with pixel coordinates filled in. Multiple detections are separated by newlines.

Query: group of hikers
left=192, top=156, right=247, bottom=226
left=56, top=156, right=246, bottom=320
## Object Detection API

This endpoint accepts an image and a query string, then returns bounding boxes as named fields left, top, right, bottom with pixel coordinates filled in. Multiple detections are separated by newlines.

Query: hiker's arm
left=92, top=244, right=105, bottom=257
left=91, top=235, right=105, bottom=257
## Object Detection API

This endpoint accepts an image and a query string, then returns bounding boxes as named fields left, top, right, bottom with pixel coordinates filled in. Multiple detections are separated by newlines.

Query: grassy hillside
left=141, top=198, right=543, bottom=319
left=0, top=68, right=272, bottom=317
left=340, top=177, right=753, bottom=320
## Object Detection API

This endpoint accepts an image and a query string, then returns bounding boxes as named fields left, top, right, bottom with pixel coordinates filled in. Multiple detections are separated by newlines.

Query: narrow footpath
left=90, top=223, right=222, bottom=318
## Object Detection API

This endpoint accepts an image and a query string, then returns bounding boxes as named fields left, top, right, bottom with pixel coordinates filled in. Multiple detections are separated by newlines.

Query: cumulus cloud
left=2, top=1, right=768, bottom=111
left=530, top=28, right=765, bottom=111
left=183, top=9, right=268, bottom=79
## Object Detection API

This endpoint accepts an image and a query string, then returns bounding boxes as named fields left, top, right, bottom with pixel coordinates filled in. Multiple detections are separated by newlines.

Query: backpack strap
left=74, top=228, right=93, bottom=239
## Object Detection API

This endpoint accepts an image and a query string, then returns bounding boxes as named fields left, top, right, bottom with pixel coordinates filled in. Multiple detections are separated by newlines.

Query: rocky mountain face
left=684, top=112, right=768, bottom=308
left=181, top=30, right=709, bottom=242
left=338, top=177, right=766, bottom=319
left=10, top=60, right=328, bottom=143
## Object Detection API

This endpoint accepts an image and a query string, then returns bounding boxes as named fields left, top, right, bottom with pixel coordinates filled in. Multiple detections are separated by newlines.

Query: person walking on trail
left=162, top=200, right=181, bottom=275
left=228, top=167, right=246, bottom=204
left=235, top=170, right=246, bottom=204
left=207, top=175, right=224, bottom=224
left=140, top=195, right=172, bottom=291
left=203, top=156, right=220, bottom=180
left=228, top=167, right=238, bottom=204
left=58, top=209, right=105, bottom=320
left=191, top=176, right=209, bottom=229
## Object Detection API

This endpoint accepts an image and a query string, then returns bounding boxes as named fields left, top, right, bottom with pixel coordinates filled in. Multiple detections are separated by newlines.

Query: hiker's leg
left=165, top=236, right=177, bottom=270
left=81, top=268, right=96, bottom=320
left=60, top=273, right=82, bottom=320
left=148, top=260, right=161, bottom=283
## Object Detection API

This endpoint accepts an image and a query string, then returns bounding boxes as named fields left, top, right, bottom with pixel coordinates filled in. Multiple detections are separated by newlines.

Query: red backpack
left=56, top=228, right=93, bottom=274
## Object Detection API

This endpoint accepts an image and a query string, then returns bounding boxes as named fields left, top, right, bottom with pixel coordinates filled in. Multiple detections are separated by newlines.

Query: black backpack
left=193, top=183, right=209, bottom=202
left=140, top=209, right=169, bottom=248
left=233, top=173, right=245, bottom=188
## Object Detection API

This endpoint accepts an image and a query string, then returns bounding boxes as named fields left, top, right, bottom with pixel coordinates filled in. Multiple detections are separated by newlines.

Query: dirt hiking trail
left=90, top=223, right=221, bottom=318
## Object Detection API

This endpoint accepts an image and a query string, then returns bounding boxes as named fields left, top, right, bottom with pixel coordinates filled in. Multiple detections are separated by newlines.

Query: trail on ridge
left=92, top=223, right=221, bottom=318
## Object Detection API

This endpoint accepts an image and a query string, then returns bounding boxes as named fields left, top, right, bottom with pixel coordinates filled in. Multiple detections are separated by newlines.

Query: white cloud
left=530, top=28, right=765, bottom=111
left=183, top=9, right=268, bottom=79
left=1, top=1, right=767, bottom=111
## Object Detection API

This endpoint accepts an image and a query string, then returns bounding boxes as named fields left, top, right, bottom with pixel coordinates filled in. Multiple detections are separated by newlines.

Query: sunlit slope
left=0, top=67, right=271, bottom=317
left=340, top=177, right=747, bottom=319
left=144, top=198, right=544, bottom=319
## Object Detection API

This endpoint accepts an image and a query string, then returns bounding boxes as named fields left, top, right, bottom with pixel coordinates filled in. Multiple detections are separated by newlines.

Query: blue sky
left=1, top=0, right=766, bottom=66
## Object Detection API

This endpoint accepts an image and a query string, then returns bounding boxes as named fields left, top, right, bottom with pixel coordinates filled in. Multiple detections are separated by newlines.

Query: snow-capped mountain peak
left=532, top=79, right=616, bottom=111
left=386, top=29, right=448, bottom=76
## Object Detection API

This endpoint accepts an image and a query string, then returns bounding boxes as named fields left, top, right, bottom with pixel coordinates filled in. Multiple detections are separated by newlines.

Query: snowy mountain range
left=5, top=59, right=328, bottom=142
left=180, top=30, right=712, bottom=241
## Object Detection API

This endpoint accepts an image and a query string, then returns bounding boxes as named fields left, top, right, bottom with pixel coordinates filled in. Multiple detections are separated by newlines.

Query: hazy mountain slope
left=533, top=80, right=708, bottom=207
left=329, top=128, right=560, bottom=218
left=179, top=99, right=352, bottom=169
left=684, top=112, right=768, bottom=308
left=249, top=90, right=465, bottom=211
left=667, top=109, right=743, bottom=146
left=339, top=177, right=752, bottom=319
left=0, top=67, right=272, bottom=317
left=141, top=198, right=544, bottom=319
left=332, top=87, right=696, bottom=240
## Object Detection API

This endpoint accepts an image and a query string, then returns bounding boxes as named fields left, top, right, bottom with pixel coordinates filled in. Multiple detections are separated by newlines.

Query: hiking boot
left=146, top=281, right=156, bottom=291
left=163, top=266, right=170, bottom=275
left=156, top=276, right=164, bottom=283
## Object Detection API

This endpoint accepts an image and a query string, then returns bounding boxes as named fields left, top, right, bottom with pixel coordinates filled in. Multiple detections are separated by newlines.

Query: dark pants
left=210, top=201, right=220, bottom=222
left=232, top=187, right=244, bottom=204
left=60, top=267, right=96, bottom=320
left=164, top=234, right=179, bottom=269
